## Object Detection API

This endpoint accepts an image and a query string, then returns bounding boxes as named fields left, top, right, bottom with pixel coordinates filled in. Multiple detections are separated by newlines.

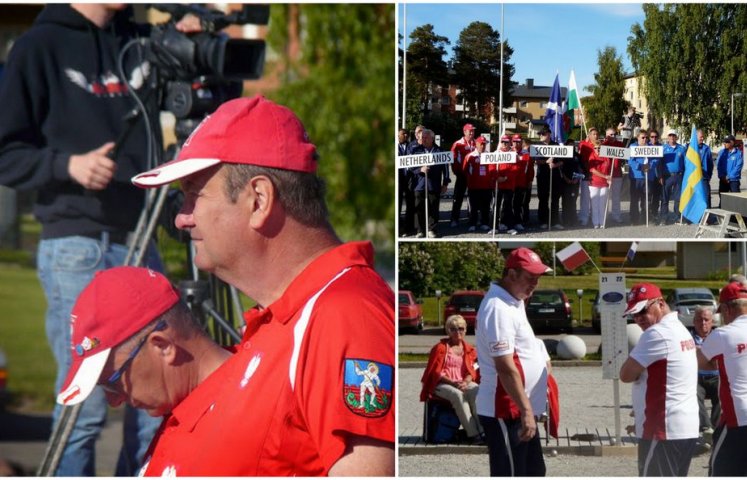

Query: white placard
left=530, top=145, right=574, bottom=158
left=631, top=145, right=663, bottom=158
left=599, top=272, right=629, bottom=380
left=482, top=133, right=492, bottom=151
left=397, top=151, right=453, bottom=169
left=481, top=151, right=517, bottom=165
left=599, top=145, right=629, bottom=160
left=435, top=135, right=441, bottom=147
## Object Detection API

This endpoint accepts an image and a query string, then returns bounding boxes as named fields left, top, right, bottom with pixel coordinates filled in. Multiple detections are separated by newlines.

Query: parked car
left=591, top=289, right=632, bottom=334
left=666, top=288, right=721, bottom=328
left=398, top=290, right=423, bottom=334
left=443, top=290, right=485, bottom=333
left=526, top=289, right=573, bottom=333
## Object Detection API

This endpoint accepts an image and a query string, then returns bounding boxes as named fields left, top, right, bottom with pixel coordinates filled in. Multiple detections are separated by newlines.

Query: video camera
left=145, top=4, right=269, bottom=127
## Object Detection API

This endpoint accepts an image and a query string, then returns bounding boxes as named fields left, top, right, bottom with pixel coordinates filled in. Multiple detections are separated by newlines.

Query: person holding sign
left=658, top=130, right=686, bottom=224
left=716, top=135, right=744, bottom=208
left=648, top=130, right=665, bottom=223
left=411, top=129, right=450, bottom=238
left=494, top=135, right=518, bottom=234
left=512, top=135, right=533, bottom=231
left=603, top=128, right=626, bottom=224
left=619, top=283, right=699, bottom=477
left=463, top=136, right=494, bottom=232
left=450, top=123, right=477, bottom=227
left=535, top=128, right=565, bottom=230
left=578, top=128, right=601, bottom=227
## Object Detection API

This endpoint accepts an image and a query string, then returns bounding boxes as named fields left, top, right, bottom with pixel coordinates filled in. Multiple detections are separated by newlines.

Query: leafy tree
left=404, top=24, right=451, bottom=129
left=265, top=5, right=394, bottom=246
left=398, top=242, right=503, bottom=297
left=583, top=47, right=627, bottom=133
left=628, top=4, right=747, bottom=136
left=452, top=21, right=514, bottom=122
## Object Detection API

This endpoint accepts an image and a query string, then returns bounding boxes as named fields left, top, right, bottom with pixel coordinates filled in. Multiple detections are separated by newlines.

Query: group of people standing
left=398, top=121, right=744, bottom=237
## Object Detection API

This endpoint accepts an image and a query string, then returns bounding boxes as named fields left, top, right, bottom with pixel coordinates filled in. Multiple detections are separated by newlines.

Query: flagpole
left=424, top=166, right=429, bottom=238
left=492, top=179, right=499, bottom=239
left=498, top=3, right=504, bottom=137
left=602, top=160, right=614, bottom=228
left=645, top=158, right=649, bottom=228
left=401, top=3, right=407, bottom=129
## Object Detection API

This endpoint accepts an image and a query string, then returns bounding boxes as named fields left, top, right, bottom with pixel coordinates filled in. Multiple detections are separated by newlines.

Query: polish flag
left=556, top=242, right=591, bottom=272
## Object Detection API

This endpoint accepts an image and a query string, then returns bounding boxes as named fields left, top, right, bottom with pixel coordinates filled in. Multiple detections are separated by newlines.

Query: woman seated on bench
left=420, top=315, right=484, bottom=442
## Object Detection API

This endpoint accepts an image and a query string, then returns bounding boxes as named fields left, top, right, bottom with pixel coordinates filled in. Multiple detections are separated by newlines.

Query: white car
left=666, top=288, right=721, bottom=328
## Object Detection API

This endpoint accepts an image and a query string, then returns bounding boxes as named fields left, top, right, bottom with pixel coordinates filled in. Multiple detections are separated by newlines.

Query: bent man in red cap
left=450, top=123, right=477, bottom=227
left=130, top=96, right=394, bottom=476
left=475, top=247, right=553, bottom=476
left=619, top=283, right=699, bottom=476
left=697, top=282, right=747, bottom=476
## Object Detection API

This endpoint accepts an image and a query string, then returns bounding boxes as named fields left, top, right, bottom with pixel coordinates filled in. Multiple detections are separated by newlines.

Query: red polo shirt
left=141, top=242, right=395, bottom=476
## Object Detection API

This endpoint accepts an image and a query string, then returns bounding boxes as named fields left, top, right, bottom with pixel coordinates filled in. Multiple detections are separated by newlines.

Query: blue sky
left=399, top=3, right=646, bottom=93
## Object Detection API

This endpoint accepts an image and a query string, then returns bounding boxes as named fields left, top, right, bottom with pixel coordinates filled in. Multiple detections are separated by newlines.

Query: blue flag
left=679, top=126, right=708, bottom=224
left=545, top=74, right=564, bottom=144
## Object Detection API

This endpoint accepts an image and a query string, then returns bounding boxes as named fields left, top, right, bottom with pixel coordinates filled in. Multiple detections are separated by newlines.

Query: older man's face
left=692, top=309, right=714, bottom=338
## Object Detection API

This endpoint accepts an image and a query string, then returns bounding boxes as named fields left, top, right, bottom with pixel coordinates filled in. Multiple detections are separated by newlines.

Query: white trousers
left=589, top=185, right=609, bottom=227
left=433, top=382, right=482, bottom=437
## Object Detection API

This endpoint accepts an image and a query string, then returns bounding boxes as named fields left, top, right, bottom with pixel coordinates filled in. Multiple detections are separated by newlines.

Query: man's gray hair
left=693, top=305, right=714, bottom=316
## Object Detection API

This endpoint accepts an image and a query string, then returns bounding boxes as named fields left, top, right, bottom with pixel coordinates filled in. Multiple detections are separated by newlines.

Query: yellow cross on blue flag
left=679, top=126, right=708, bottom=223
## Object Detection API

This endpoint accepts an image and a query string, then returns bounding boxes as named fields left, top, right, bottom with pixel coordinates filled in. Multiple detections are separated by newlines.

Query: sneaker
left=427, top=231, right=437, bottom=238
left=515, top=224, right=525, bottom=231
left=539, top=223, right=549, bottom=229
left=498, top=223, right=508, bottom=232
left=479, top=224, right=491, bottom=231
left=507, top=229, right=518, bottom=235
left=468, top=225, right=476, bottom=232
left=593, top=225, right=600, bottom=229
left=450, top=221, right=458, bottom=228
left=553, top=224, right=565, bottom=230
left=415, top=232, right=425, bottom=238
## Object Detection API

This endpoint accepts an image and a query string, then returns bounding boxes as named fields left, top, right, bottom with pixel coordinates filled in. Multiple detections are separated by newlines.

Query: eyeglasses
left=448, top=327, right=466, bottom=333
left=650, top=135, right=658, bottom=138
left=102, top=319, right=168, bottom=392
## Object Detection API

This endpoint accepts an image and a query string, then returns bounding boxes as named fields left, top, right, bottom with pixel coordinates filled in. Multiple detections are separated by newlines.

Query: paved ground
left=399, top=174, right=738, bottom=239
left=398, top=364, right=712, bottom=477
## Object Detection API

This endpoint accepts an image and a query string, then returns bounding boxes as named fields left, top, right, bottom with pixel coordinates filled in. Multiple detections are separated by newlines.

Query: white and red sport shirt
left=629, top=312, right=699, bottom=440
left=476, top=283, right=548, bottom=419
left=700, top=315, right=747, bottom=428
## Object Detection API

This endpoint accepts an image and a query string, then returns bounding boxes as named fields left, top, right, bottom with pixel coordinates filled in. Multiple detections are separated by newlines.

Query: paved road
left=400, top=326, right=602, bottom=356
left=399, top=173, right=736, bottom=239
left=398, top=365, right=712, bottom=477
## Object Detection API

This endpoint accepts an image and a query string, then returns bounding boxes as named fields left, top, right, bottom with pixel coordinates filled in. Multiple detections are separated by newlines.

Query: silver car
left=666, top=288, right=721, bottom=328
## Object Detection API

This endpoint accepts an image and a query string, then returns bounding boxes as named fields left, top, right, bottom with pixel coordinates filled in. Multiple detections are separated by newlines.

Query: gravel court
left=397, top=365, right=712, bottom=477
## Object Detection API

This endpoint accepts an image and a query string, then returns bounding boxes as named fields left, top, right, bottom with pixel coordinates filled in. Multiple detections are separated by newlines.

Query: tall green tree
left=628, top=4, right=747, bottom=135
left=404, top=24, right=451, bottom=129
left=266, top=5, right=394, bottom=247
left=452, top=21, right=514, bottom=122
left=583, top=47, right=627, bottom=133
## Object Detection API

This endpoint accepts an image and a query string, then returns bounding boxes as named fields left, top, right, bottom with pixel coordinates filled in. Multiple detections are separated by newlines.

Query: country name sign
left=397, top=151, right=453, bottom=169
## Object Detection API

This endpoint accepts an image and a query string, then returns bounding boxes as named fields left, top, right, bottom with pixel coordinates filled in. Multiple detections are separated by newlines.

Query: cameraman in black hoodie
left=0, top=4, right=197, bottom=476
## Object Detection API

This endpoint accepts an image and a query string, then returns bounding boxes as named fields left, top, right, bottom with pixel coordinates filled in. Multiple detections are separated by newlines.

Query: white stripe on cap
left=131, top=158, right=222, bottom=187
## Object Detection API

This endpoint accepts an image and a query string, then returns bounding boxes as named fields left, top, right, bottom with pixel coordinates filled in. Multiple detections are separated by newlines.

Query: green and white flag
left=567, top=70, right=581, bottom=110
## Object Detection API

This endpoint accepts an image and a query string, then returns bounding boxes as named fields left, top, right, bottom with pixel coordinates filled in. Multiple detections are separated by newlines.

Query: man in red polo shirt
left=126, top=96, right=394, bottom=475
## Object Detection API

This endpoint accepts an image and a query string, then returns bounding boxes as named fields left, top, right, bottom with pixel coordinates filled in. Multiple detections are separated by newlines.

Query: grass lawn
left=0, top=263, right=55, bottom=412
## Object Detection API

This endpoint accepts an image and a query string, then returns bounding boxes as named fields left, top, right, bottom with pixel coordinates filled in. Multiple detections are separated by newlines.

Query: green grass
left=0, top=264, right=55, bottom=412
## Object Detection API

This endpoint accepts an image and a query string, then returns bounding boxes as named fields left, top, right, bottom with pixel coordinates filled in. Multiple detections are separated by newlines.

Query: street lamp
left=576, top=289, right=584, bottom=324
left=435, top=290, right=443, bottom=325
left=731, top=92, right=744, bottom=136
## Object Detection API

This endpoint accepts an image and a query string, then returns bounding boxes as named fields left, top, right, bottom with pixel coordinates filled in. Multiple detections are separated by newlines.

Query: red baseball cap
left=500, top=134, right=511, bottom=142
left=624, top=283, right=663, bottom=315
left=512, top=134, right=522, bottom=142
left=719, top=282, right=747, bottom=303
left=475, top=136, right=487, bottom=144
left=505, top=247, right=552, bottom=275
left=463, top=123, right=476, bottom=131
left=132, top=95, right=318, bottom=188
left=56, top=267, right=180, bottom=406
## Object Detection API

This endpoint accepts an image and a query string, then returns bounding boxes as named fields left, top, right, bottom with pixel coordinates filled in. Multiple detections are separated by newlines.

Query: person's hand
left=68, top=142, right=116, bottom=190
left=420, top=166, right=429, bottom=174
left=174, top=13, right=202, bottom=33
left=519, top=411, right=537, bottom=442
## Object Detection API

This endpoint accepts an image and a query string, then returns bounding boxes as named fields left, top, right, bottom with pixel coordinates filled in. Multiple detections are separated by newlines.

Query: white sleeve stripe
left=289, top=267, right=352, bottom=391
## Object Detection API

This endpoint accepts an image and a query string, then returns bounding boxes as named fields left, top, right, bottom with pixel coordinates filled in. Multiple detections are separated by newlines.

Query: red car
left=398, top=290, right=424, bottom=334
left=444, top=290, right=485, bottom=333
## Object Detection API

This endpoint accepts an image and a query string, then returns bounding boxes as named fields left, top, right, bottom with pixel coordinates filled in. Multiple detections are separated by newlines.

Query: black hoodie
left=0, top=5, right=158, bottom=239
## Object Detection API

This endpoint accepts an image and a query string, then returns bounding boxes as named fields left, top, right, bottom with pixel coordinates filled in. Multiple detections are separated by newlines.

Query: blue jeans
left=37, top=234, right=163, bottom=476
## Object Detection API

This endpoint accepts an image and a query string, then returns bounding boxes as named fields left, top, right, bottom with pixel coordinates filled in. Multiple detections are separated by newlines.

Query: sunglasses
left=448, top=327, right=466, bottom=333
left=101, top=319, right=168, bottom=393
left=634, top=298, right=660, bottom=316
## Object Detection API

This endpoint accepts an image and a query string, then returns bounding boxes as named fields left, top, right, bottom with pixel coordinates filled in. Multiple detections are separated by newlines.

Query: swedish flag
left=679, top=126, right=708, bottom=223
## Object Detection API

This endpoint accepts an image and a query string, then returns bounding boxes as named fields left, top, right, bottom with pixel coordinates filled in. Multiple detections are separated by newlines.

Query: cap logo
left=75, top=336, right=101, bottom=356
left=183, top=114, right=211, bottom=147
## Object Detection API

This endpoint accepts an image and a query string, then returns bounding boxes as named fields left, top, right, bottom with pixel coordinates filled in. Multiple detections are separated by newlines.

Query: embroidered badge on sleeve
left=343, top=359, right=393, bottom=417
